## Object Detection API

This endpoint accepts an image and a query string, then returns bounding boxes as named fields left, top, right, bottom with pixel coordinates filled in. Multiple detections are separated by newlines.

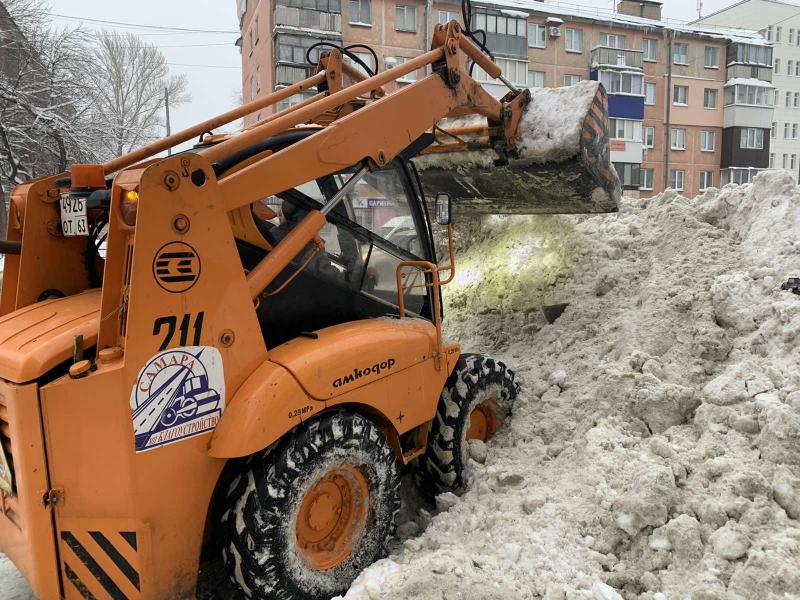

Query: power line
left=167, top=62, right=240, bottom=69
left=49, top=13, right=239, bottom=34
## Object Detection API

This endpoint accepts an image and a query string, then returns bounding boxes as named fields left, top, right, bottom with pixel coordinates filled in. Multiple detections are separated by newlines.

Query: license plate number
left=60, top=195, right=88, bottom=237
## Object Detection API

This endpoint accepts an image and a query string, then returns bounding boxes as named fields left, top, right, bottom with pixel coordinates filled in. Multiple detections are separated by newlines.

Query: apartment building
left=236, top=0, right=772, bottom=197
left=696, top=0, right=800, bottom=181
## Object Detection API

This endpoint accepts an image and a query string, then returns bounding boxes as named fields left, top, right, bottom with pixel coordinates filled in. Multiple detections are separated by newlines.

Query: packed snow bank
left=340, top=170, right=800, bottom=600
left=414, top=81, right=601, bottom=170
left=513, top=81, right=600, bottom=163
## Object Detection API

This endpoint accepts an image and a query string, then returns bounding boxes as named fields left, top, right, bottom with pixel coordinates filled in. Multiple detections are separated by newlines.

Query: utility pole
left=697, top=0, right=703, bottom=19
left=663, top=29, right=674, bottom=191
left=165, top=86, right=172, bottom=156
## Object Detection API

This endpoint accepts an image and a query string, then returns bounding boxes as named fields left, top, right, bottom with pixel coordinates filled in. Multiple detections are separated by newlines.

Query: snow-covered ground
left=340, top=171, right=800, bottom=600
left=0, top=554, right=34, bottom=599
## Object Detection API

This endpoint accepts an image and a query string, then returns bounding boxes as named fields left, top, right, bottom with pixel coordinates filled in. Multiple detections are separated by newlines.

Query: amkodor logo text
left=332, top=358, right=396, bottom=388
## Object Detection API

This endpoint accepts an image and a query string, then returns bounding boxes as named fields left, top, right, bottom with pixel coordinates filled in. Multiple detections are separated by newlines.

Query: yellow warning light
left=125, top=190, right=139, bottom=203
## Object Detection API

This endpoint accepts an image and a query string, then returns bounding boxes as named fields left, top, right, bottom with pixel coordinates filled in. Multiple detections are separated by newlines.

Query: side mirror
left=435, top=193, right=452, bottom=226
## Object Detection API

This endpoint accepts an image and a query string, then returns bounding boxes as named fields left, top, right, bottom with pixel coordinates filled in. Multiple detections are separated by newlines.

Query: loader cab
left=228, top=145, right=438, bottom=348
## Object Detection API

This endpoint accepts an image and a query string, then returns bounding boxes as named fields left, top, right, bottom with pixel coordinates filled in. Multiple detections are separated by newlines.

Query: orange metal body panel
left=0, top=290, right=100, bottom=383
left=269, top=319, right=438, bottom=400
left=0, top=382, right=61, bottom=599
left=210, top=320, right=457, bottom=460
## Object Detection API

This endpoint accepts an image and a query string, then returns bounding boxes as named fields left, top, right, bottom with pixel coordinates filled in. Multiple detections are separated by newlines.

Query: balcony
left=276, top=64, right=316, bottom=87
left=590, top=46, right=643, bottom=71
left=727, top=64, right=772, bottom=83
left=274, top=4, right=342, bottom=33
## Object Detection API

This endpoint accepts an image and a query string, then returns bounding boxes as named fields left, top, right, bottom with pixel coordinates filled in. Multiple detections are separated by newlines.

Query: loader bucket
left=414, top=81, right=621, bottom=215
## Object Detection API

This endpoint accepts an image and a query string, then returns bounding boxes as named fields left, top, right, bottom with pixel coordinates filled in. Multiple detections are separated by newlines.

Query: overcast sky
left=44, top=0, right=771, bottom=133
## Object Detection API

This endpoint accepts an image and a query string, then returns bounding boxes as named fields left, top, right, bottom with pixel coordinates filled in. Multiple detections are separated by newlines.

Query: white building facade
left=696, top=0, right=800, bottom=181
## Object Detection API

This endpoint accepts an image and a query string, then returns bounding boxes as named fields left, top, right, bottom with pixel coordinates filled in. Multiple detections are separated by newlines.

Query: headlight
left=121, top=189, right=139, bottom=226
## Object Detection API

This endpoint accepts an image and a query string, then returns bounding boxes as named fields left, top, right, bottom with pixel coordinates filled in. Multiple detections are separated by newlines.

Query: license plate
left=60, top=194, right=88, bottom=237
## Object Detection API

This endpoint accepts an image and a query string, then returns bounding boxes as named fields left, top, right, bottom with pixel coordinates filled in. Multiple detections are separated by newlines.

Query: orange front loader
left=0, top=19, right=619, bottom=600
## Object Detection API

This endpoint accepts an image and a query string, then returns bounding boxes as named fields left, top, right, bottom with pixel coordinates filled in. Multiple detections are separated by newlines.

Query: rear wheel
left=220, top=412, right=400, bottom=600
left=415, top=353, right=517, bottom=498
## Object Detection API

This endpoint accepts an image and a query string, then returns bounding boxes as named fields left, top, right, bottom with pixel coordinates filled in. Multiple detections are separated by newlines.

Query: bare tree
left=0, top=0, right=96, bottom=180
left=84, top=31, right=189, bottom=159
left=0, top=0, right=99, bottom=233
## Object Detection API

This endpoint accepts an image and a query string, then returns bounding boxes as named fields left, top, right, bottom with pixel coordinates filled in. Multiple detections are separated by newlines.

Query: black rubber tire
left=219, top=411, right=400, bottom=600
left=415, top=353, right=517, bottom=498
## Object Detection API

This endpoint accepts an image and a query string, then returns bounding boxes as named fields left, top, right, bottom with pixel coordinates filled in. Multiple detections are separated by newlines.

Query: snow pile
left=512, top=81, right=600, bottom=163
left=413, top=81, right=600, bottom=172
left=340, top=170, right=800, bottom=600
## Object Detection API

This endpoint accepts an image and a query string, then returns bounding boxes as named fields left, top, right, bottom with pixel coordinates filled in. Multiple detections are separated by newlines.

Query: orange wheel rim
left=466, top=397, right=499, bottom=442
left=295, top=465, right=370, bottom=570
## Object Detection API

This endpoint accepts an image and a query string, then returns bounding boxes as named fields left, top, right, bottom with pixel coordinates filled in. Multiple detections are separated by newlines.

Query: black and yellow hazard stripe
left=60, top=530, right=140, bottom=600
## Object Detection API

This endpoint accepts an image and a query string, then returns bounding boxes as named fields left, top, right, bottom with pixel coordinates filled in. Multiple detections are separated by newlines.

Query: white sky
left=45, top=0, right=766, bottom=133
left=48, top=0, right=243, bottom=141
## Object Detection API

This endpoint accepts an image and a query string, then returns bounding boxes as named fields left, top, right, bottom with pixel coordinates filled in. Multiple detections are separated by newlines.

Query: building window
left=795, top=92, right=800, bottom=107
left=474, top=58, right=527, bottom=87
left=724, top=84, right=775, bottom=107
left=528, top=24, right=547, bottom=48
left=733, top=43, right=772, bottom=66
left=789, top=60, right=794, bottom=76
left=700, top=171, right=713, bottom=191
left=785, top=122, right=791, bottom=139
left=438, top=10, right=459, bottom=24
left=349, top=51, right=375, bottom=75
left=669, top=169, right=685, bottom=191
left=599, top=70, right=644, bottom=95
left=393, top=56, right=417, bottom=82
left=564, top=74, right=582, bottom=86
left=643, top=125, right=655, bottom=147
left=528, top=70, right=546, bottom=88
left=772, top=121, right=777, bottom=137
left=645, top=82, right=657, bottom=105
left=249, top=74, right=256, bottom=101
left=643, top=38, right=657, bottom=61
left=776, top=58, right=781, bottom=73
left=740, top=127, right=764, bottom=149
left=792, top=29, right=796, bottom=44
left=254, top=15, right=260, bottom=45
left=395, top=5, right=416, bottom=31
left=673, top=85, right=688, bottom=105
left=704, top=88, right=717, bottom=108
left=793, top=154, right=797, bottom=169
left=788, top=91, right=792, bottom=107
left=613, top=163, right=641, bottom=188
left=474, top=12, right=526, bottom=36
left=349, top=0, right=371, bottom=25
left=671, top=128, right=686, bottom=150
left=777, top=26, right=782, bottom=43
left=565, top=28, right=582, bottom=52
left=700, top=130, right=716, bottom=151
left=609, top=118, right=642, bottom=141
left=770, top=153, right=775, bottom=168
left=766, top=25, right=773, bottom=41
left=796, top=62, right=800, bottom=76
left=794, top=123, right=799, bottom=139
left=248, top=28, right=254, bottom=55
left=673, top=43, right=689, bottom=65
left=640, top=168, right=654, bottom=190
left=600, top=32, right=626, bottom=49
left=704, top=46, right=718, bottom=68
left=784, top=153, right=789, bottom=169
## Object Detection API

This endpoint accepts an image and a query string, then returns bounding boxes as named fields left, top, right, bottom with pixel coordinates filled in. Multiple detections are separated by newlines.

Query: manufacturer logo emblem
left=153, top=242, right=201, bottom=293
left=130, top=346, right=225, bottom=453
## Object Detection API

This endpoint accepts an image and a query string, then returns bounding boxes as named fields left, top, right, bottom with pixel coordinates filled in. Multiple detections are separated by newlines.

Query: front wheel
left=220, top=411, right=401, bottom=600
left=415, top=353, right=517, bottom=498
